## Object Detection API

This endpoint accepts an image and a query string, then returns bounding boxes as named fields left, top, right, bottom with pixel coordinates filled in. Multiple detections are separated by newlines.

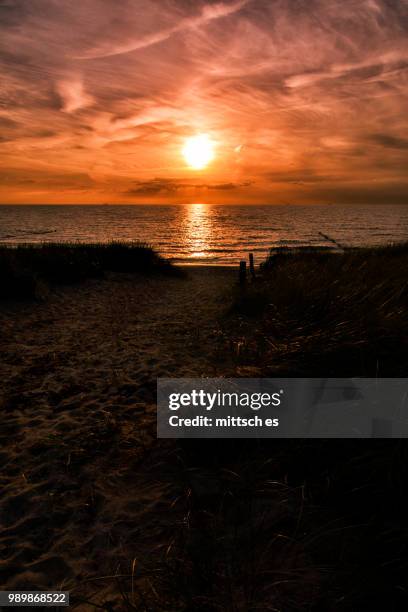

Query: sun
left=182, top=134, right=215, bottom=170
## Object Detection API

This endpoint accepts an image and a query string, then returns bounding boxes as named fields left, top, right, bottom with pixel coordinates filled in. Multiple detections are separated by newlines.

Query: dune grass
left=0, top=241, right=177, bottom=299
left=167, top=248, right=408, bottom=609
left=231, top=243, right=408, bottom=376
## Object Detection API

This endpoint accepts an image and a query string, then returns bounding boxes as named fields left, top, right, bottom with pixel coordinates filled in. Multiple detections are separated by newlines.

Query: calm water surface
left=1, top=204, right=407, bottom=265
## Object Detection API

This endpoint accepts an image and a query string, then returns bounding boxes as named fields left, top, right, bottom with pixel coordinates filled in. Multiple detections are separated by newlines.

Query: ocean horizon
left=1, top=203, right=407, bottom=265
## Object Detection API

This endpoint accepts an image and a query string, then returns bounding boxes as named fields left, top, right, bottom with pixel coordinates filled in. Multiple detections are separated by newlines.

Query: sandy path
left=0, top=267, right=236, bottom=605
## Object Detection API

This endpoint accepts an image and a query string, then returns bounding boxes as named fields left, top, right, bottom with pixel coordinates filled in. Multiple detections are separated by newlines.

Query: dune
left=2, top=246, right=408, bottom=609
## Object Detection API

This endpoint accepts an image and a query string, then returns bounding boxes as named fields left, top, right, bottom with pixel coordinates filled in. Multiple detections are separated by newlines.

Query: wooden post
left=249, top=252, right=256, bottom=279
left=239, top=260, right=247, bottom=285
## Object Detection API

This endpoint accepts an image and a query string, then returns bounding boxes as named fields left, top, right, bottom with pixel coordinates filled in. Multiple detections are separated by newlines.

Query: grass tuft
left=0, top=241, right=178, bottom=299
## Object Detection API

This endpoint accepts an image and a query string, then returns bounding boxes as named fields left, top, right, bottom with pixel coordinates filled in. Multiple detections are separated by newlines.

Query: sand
left=0, top=267, right=237, bottom=606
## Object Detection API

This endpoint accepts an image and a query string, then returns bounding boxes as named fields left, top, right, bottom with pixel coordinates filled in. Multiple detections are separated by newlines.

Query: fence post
left=249, top=252, right=256, bottom=279
left=239, top=260, right=247, bottom=285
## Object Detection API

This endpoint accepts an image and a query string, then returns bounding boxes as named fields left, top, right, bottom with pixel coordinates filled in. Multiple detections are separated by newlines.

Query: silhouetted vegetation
left=148, top=436, right=408, bottom=612
left=0, top=241, right=178, bottom=299
left=170, top=246, right=408, bottom=610
left=231, top=243, right=408, bottom=376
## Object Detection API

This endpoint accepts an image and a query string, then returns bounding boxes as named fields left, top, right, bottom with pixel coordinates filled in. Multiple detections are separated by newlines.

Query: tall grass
left=171, top=249, right=408, bottom=609
left=0, top=241, right=178, bottom=299
left=232, top=243, right=408, bottom=376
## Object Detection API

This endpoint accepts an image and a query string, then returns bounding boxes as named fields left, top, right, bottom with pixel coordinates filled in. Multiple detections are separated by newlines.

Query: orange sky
left=0, top=0, right=407, bottom=204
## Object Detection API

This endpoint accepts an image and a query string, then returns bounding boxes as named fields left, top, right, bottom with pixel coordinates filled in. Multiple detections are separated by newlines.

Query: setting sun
left=182, top=134, right=215, bottom=170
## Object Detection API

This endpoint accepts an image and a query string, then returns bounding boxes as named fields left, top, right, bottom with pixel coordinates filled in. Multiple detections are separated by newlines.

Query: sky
left=0, top=0, right=407, bottom=204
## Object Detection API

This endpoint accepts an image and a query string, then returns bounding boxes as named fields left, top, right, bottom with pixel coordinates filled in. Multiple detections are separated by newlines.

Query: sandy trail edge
left=0, top=267, right=236, bottom=603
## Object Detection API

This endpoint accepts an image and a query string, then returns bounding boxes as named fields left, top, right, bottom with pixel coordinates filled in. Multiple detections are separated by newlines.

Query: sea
left=0, top=204, right=407, bottom=266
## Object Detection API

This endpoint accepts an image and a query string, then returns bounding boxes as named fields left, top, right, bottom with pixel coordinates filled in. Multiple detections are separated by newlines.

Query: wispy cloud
left=56, top=76, right=94, bottom=113
left=75, top=0, right=250, bottom=60
left=0, top=0, right=407, bottom=203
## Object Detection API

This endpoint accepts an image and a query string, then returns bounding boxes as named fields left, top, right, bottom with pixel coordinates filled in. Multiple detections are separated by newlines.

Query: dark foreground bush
left=0, top=241, right=177, bottom=299
left=231, top=243, right=408, bottom=376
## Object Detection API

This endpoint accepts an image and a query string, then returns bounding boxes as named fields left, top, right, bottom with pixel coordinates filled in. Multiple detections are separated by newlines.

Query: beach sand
left=0, top=267, right=236, bottom=605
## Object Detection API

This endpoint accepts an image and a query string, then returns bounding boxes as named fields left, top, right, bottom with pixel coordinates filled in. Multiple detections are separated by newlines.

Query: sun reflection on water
left=184, top=203, right=214, bottom=259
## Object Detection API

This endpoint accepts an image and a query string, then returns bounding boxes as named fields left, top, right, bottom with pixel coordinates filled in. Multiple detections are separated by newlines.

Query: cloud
left=0, top=0, right=407, bottom=203
left=56, top=77, right=94, bottom=113
left=75, top=0, right=250, bottom=60
left=207, top=181, right=252, bottom=190
left=263, top=169, right=335, bottom=185
left=126, top=179, right=180, bottom=196
left=0, top=116, right=19, bottom=128
left=0, top=166, right=94, bottom=190
left=125, top=178, right=252, bottom=196
left=370, top=133, right=408, bottom=149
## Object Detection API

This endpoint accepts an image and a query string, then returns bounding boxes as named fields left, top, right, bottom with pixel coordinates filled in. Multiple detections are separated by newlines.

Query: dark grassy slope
left=170, top=438, right=408, bottom=612
left=0, top=242, right=177, bottom=299
left=171, top=245, right=408, bottom=611
left=231, top=243, right=408, bottom=376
